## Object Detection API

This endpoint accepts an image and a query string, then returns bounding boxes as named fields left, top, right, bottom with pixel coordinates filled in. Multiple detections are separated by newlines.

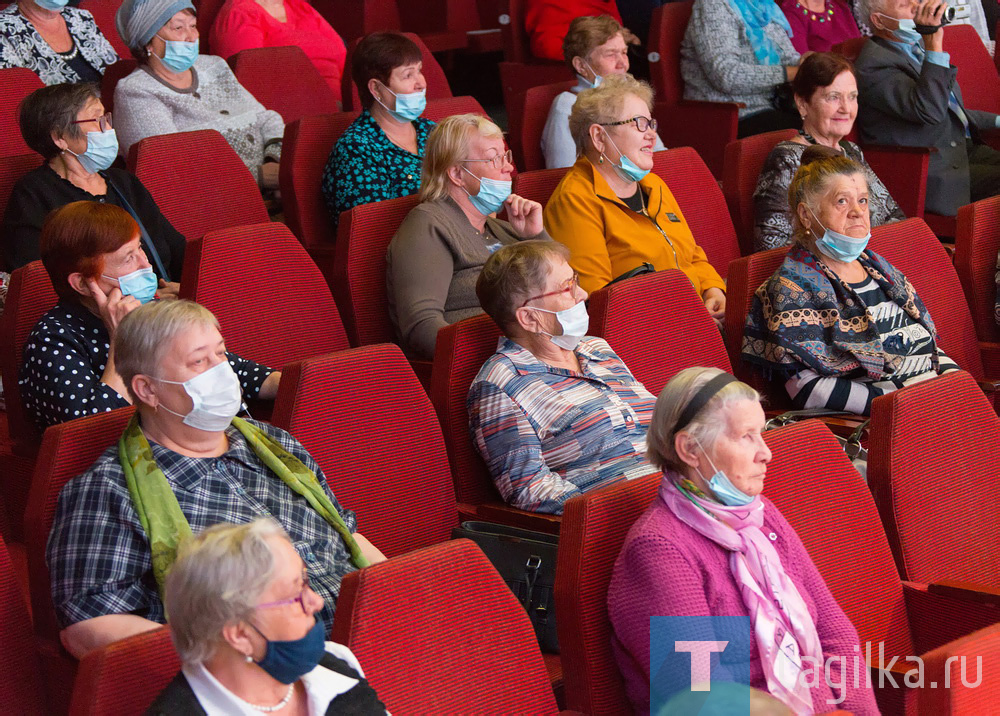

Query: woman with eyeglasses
left=386, top=113, right=549, bottom=361
left=149, top=519, right=388, bottom=715
left=543, top=75, right=726, bottom=321
left=1, top=83, right=184, bottom=291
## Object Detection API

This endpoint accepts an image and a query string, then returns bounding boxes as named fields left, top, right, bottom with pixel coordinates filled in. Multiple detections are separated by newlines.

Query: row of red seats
left=3, top=371, right=997, bottom=714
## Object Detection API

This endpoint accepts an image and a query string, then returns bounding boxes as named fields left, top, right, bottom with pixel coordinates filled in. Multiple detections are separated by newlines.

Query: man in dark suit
left=855, top=0, right=1000, bottom=217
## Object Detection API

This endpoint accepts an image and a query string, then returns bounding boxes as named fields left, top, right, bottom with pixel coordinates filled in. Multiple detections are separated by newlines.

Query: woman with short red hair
left=19, top=201, right=279, bottom=429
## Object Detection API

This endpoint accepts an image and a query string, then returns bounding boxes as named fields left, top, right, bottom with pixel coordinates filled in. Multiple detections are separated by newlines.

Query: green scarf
left=119, top=415, right=369, bottom=599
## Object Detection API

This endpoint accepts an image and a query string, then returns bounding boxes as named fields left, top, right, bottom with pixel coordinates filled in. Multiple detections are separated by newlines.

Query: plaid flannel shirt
left=47, top=418, right=358, bottom=632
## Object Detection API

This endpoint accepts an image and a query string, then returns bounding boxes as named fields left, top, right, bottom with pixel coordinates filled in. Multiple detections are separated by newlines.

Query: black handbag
left=764, top=408, right=869, bottom=480
left=452, top=521, right=560, bottom=653
left=607, top=262, right=655, bottom=286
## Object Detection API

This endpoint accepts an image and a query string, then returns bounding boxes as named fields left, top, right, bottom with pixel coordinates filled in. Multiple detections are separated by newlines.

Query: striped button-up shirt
left=468, top=337, right=658, bottom=514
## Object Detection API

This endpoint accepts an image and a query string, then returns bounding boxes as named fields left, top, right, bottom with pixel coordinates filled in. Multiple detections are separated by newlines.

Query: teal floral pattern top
left=321, top=110, right=434, bottom=229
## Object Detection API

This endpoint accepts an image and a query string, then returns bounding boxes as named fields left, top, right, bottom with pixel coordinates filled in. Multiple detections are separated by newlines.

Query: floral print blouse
left=0, top=4, right=118, bottom=85
left=321, top=110, right=434, bottom=230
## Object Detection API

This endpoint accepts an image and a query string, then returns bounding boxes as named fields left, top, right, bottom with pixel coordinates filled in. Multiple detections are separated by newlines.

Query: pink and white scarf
left=660, top=474, right=823, bottom=714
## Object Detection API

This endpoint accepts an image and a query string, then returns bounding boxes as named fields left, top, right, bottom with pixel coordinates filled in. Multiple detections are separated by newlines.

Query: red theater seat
left=512, top=167, right=568, bottom=206
left=0, top=534, right=44, bottom=715
left=332, top=539, right=561, bottom=714
left=271, top=344, right=458, bottom=558
left=520, top=80, right=576, bottom=171
left=179, top=222, right=349, bottom=369
left=228, top=45, right=341, bottom=123
left=955, top=195, right=1000, bottom=344
left=588, top=269, right=733, bottom=398
left=0, top=69, right=43, bottom=157
left=128, top=129, right=268, bottom=242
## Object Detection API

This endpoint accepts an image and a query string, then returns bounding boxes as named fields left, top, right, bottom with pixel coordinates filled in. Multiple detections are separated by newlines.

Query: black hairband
left=674, top=373, right=738, bottom=433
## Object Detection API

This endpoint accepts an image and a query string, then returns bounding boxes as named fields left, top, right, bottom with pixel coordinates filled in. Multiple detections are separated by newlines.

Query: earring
left=598, top=156, right=604, bottom=164
left=245, top=653, right=253, bottom=663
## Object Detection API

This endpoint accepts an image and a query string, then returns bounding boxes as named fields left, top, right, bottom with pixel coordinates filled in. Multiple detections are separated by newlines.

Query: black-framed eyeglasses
left=257, top=571, right=311, bottom=614
left=70, top=112, right=113, bottom=132
left=599, top=116, right=657, bottom=133
left=520, top=272, right=579, bottom=307
left=463, top=149, right=514, bottom=170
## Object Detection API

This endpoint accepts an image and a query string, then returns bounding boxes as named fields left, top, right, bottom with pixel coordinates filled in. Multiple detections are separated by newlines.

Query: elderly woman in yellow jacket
left=543, top=74, right=726, bottom=321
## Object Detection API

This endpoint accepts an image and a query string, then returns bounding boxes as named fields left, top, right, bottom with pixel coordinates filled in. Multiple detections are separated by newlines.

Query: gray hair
left=165, top=519, right=288, bottom=665
left=568, top=73, right=654, bottom=157
left=857, top=0, right=891, bottom=23
left=113, top=299, right=221, bottom=403
left=646, top=367, right=760, bottom=472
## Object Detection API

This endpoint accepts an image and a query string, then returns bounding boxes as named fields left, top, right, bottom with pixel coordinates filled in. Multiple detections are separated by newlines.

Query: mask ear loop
left=690, top=434, right=722, bottom=484
left=599, top=128, right=627, bottom=170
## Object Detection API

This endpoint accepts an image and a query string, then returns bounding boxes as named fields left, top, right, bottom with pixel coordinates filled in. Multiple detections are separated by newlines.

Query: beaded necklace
left=796, top=0, right=834, bottom=23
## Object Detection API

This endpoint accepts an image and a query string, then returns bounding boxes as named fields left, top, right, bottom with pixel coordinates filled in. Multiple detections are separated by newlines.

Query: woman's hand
left=504, top=193, right=544, bottom=238
left=703, top=287, right=726, bottom=320
left=260, top=162, right=280, bottom=190
left=156, top=280, right=180, bottom=300
left=86, top=279, right=141, bottom=337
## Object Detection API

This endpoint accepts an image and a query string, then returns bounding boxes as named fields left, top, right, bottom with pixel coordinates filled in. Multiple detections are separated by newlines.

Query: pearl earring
left=245, top=653, right=253, bottom=663
left=598, top=155, right=604, bottom=164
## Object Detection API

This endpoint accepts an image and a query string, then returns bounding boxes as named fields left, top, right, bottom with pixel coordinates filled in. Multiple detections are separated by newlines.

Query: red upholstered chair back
left=870, top=218, right=986, bottom=380
left=555, top=473, right=659, bottom=715
left=128, top=129, right=269, bottom=242
left=762, top=420, right=915, bottom=658
left=652, top=147, right=740, bottom=280
left=500, top=61, right=573, bottom=167
left=194, top=0, right=227, bottom=53
left=280, top=111, right=359, bottom=250
left=271, top=344, right=458, bottom=557
left=332, top=193, right=420, bottom=346
left=832, top=36, right=867, bottom=61
left=341, top=33, right=451, bottom=111
left=722, top=129, right=798, bottom=254
left=943, top=24, right=1000, bottom=114
left=869, top=370, right=1000, bottom=586
left=68, top=626, right=179, bottom=716
left=0, top=534, right=44, bottom=715
left=311, top=0, right=401, bottom=48
left=424, top=94, right=489, bottom=121
left=512, top=167, right=568, bottom=206
left=0, top=68, right=43, bottom=157
left=179, top=222, right=348, bottom=369
left=0, top=153, right=43, bottom=252
left=955, top=195, right=1000, bottom=343
left=588, top=269, right=733, bottom=397
left=520, top=80, right=576, bottom=171
left=99, top=59, right=137, bottom=114
left=25, top=407, right=135, bottom=641
left=228, top=45, right=341, bottom=123
left=0, top=261, right=59, bottom=450
left=647, top=1, right=692, bottom=104
left=430, top=314, right=503, bottom=506
left=77, top=0, right=129, bottom=59
left=332, top=539, right=559, bottom=715
left=499, top=0, right=532, bottom=62
left=723, top=247, right=792, bottom=408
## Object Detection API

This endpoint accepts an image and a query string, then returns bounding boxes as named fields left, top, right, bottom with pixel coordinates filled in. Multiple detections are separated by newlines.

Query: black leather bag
left=764, top=408, right=869, bottom=480
left=452, top=521, right=560, bottom=653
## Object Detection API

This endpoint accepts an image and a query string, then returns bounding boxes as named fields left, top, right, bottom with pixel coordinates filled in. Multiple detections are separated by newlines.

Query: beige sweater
left=386, top=196, right=547, bottom=360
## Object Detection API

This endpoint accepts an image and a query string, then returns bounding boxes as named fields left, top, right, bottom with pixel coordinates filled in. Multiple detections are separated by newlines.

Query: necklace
left=239, top=683, right=295, bottom=712
left=796, top=0, right=834, bottom=23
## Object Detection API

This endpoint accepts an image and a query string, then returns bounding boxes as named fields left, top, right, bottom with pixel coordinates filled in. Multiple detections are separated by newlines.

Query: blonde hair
left=646, top=367, right=759, bottom=472
left=787, top=145, right=867, bottom=245
left=114, top=299, right=220, bottom=402
left=562, top=15, right=634, bottom=69
left=419, top=113, right=504, bottom=202
left=165, top=519, right=288, bottom=665
left=568, top=74, right=654, bottom=158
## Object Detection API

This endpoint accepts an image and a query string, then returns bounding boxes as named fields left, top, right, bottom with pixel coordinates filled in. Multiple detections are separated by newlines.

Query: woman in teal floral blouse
left=321, top=32, right=434, bottom=229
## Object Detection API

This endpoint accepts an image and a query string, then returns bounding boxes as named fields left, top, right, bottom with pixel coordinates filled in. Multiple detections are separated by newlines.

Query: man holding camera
left=855, top=0, right=1000, bottom=218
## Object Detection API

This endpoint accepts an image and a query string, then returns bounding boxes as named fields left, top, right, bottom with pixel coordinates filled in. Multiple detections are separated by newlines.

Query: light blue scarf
left=727, top=0, right=794, bottom=65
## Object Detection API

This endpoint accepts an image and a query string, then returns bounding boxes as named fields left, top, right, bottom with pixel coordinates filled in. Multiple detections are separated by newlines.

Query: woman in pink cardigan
left=607, top=367, right=879, bottom=715
left=209, top=0, right=346, bottom=94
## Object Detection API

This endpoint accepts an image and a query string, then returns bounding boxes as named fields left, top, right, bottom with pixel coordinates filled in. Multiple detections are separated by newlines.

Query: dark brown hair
left=351, top=32, right=422, bottom=110
left=791, top=52, right=854, bottom=101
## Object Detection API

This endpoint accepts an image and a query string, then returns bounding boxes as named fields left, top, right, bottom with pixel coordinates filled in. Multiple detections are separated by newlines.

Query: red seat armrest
left=928, top=579, right=1000, bottom=607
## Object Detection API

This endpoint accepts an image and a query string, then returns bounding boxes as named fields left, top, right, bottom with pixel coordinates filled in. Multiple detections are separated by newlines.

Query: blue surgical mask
left=603, top=131, right=650, bottom=182
left=34, top=0, right=68, bottom=10
left=576, top=60, right=602, bottom=90
left=694, top=438, right=755, bottom=507
left=155, top=35, right=199, bottom=73
left=250, top=618, right=327, bottom=685
left=103, top=266, right=157, bottom=304
left=66, top=128, right=119, bottom=174
left=532, top=299, right=589, bottom=350
left=376, top=83, right=427, bottom=122
left=877, top=13, right=922, bottom=44
left=461, top=166, right=512, bottom=216
left=808, top=206, right=870, bottom=263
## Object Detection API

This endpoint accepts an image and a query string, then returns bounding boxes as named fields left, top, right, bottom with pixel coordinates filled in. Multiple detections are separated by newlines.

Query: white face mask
left=531, top=299, right=590, bottom=350
left=155, top=360, right=242, bottom=432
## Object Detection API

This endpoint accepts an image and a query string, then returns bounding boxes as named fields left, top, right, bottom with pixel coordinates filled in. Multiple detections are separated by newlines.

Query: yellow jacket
left=543, top=157, right=726, bottom=296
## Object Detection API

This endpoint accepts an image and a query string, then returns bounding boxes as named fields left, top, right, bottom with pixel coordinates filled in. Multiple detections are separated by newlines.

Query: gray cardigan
left=680, top=0, right=799, bottom=118
left=386, top=196, right=546, bottom=361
